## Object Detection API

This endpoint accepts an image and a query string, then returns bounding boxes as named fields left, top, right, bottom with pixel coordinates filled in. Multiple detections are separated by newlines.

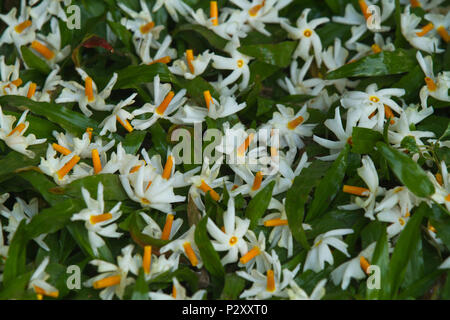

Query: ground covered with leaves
left=0, top=0, right=449, bottom=300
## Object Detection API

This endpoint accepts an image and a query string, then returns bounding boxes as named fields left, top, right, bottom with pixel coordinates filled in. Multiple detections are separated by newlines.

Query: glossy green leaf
left=26, top=199, right=85, bottom=239
left=0, top=144, right=47, bottom=180
left=122, top=130, right=147, bottom=154
left=63, top=173, right=129, bottom=201
left=286, top=161, right=331, bottom=249
left=366, top=228, right=389, bottom=300
left=351, top=127, right=383, bottom=154
left=114, top=64, right=175, bottom=89
left=238, top=41, right=297, bottom=68
left=20, top=46, right=51, bottom=74
left=3, top=221, right=29, bottom=287
left=173, top=24, right=228, bottom=50
left=245, top=181, right=275, bottom=229
left=376, top=142, right=435, bottom=197
left=220, top=273, right=245, bottom=300
left=307, top=144, right=349, bottom=221
left=18, top=171, right=65, bottom=205
left=326, top=49, right=416, bottom=80
left=387, top=203, right=427, bottom=298
left=0, top=95, right=99, bottom=135
left=131, top=269, right=149, bottom=300
left=194, top=216, right=225, bottom=280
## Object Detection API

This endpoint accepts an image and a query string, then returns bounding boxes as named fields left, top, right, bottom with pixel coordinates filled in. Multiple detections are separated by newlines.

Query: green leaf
left=400, top=136, right=420, bottom=154
left=220, top=273, right=245, bottom=300
left=122, top=130, right=147, bottom=154
left=351, top=127, right=383, bottom=154
left=176, top=76, right=219, bottom=106
left=307, top=144, right=349, bottom=221
left=0, top=144, right=47, bottom=180
left=3, top=221, right=29, bottom=287
left=0, top=271, right=33, bottom=299
left=63, top=173, right=129, bottom=201
left=129, top=212, right=170, bottom=248
left=366, top=228, right=389, bottom=300
left=18, top=171, right=65, bottom=205
left=0, top=95, right=99, bottom=136
left=286, top=161, right=331, bottom=249
left=131, top=269, right=149, bottom=300
left=114, top=64, right=175, bottom=89
left=245, top=181, right=275, bottom=229
left=238, top=41, right=297, bottom=68
left=173, top=24, right=228, bottom=50
left=376, top=142, right=435, bottom=197
left=26, top=199, right=85, bottom=239
left=194, top=216, right=225, bottom=280
left=387, top=203, right=427, bottom=298
left=20, top=46, right=52, bottom=74
left=107, top=20, right=133, bottom=51
left=326, top=49, right=416, bottom=80
left=439, top=122, right=450, bottom=141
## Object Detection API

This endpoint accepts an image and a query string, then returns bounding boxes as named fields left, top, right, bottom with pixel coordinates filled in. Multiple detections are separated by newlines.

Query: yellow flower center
left=237, top=59, right=244, bottom=68
left=369, top=96, right=380, bottom=103
left=229, top=236, right=238, bottom=246
left=303, top=29, right=312, bottom=37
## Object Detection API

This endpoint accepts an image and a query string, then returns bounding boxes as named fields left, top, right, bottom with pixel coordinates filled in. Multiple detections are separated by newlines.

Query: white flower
left=340, top=156, right=385, bottom=220
left=71, top=183, right=122, bottom=256
left=0, top=56, right=21, bottom=96
left=399, top=0, right=445, bottom=10
left=424, top=11, right=450, bottom=44
left=0, top=107, right=46, bottom=158
left=29, top=18, right=70, bottom=68
left=229, top=0, right=293, bottom=36
left=1, top=197, right=49, bottom=251
left=277, top=56, right=327, bottom=96
left=333, top=0, right=394, bottom=49
left=139, top=248, right=180, bottom=281
left=427, top=161, right=450, bottom=211
left=281, top=8, right=329, bottom=66
left=169, top=49, right=212, bottom=79
left=99, top=93, right=137, bottom=136
left=160, top=225, right=202, bottom=268
left=33, top=67, right=61, bottom=102
left=287, top=279, right=327, bottom=300
left=56, top=69, right=118, bottom=117
left=119, top=157, right=185, bottom=213
left=401, top=5, right=444, bottom=53
left=28, top=257, right=59, bottom=300
left=185, top=3, right=245, bottom=40
left=375, top=186, right=420, bottom=217
left=186, top=156, right=227, bottom=210
left=0, top=0, right=36, bottom=51
left=377, top=206, right=411, bottom=238
left=38, top=145, right=90, bottom=185
left=239, top=230, right=273, bottom=273
left=341, top=83, right=405, bottom=132
left=416, top=51, right=450, bottom=108
left=118, top=0, right=165, bottom=41
left=211, top=36, right=253, bottom=90
left=237, top=250, right=300, bottom=299
left=322, top=38, right=359, bottom=93
left=304, top=228, right=353, bottom=273
left=139, top=212, right=182, bottom=240
left=152, top=0, right=192, bottom=23
left=331, top=243, right=376, bottom=289
left=137, top=35, right=177, bottom=65
left=388, top=107, right=435, bottom=152
left=29, top=0, right=68, bottom=29
left=268, top=104, right=316, bottom=152
left=85, top=245, right=140, bottom=300
left=131, top=75, right=187, bottom=130
left=313, top=107, right=357, bottom=161
left=349, top=33, right=395, bottom=62
left=206, top=197, right=250, bottom=266
left=149, top=277, right=206, bottom=300
left=262, top=198, right=311, bottom=257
